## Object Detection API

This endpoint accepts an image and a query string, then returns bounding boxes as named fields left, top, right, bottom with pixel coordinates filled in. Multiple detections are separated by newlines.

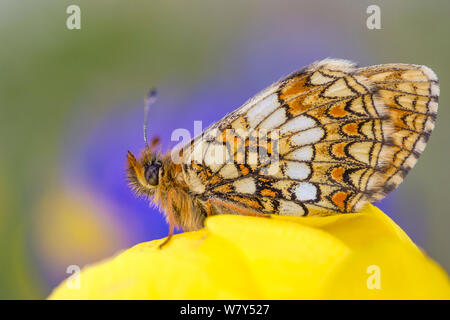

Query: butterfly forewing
left=180, top=59, right=439, bottom=216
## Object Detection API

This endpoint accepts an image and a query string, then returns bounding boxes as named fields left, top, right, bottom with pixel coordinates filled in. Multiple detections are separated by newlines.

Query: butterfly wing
left=356, top=63, right=439, bottom=202
left=178, top=59, right=439, bottom=216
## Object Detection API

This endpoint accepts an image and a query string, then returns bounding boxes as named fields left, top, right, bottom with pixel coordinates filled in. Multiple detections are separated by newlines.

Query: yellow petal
left=49, top=230, right=259, bottom=299
left=48, top=204, right=449, bottom=299
left=205, top=213, right=350, bottom=299
left=267, top=204, right=417, bottom=251
left=319, top=239, right=450, bottom=299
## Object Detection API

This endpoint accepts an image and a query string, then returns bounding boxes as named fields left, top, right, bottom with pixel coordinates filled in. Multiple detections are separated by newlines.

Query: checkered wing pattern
left=179, top=59, right=439, bottom=216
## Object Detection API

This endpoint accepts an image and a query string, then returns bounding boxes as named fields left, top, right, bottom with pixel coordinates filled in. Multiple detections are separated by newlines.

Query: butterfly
left=127, top=59, right=439, bottom=247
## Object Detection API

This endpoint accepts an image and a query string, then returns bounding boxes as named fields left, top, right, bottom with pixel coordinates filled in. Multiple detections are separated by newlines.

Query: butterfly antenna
left=144, top=88, right=158, bottom=148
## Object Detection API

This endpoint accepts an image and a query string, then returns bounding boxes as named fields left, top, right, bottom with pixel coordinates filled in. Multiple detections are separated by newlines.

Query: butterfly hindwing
left=180, top=59, right=439, bottom=216
left=356, top=63, right=439, bottom=202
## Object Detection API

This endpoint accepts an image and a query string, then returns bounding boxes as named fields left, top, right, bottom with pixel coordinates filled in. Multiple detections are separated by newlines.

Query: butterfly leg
left=208, top=198, right=271, bottom=219
left=159, top=192, right=176, bottom=249
left=159, top=222, right=174, bottom=249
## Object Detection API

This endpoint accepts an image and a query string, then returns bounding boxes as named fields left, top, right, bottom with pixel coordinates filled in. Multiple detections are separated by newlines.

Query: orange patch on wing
left=331, top=191, right=352, bottom=211
left=239, top=164, right=250, bottom=176
left=307, top=105, right=327, bottom=119
left=198, top=171, right=209, bottom=183
left=192, top=163, right=204, bottom=171
left=208, top=175, right=222, bottom=185
left=280, top=77, right=316, bottom=117
left=260, top=189, right=278, bottom=198
left=331, top=142, right=347, bottom=158
left=328, top=103, right=348, bottom=118
left=213, top=184, right=234, bottom=193
left=196, top=166, right=214, bottom=183
left=280, top=76, right=310, bottom=100
left=264, top=140, right=274, bottom=155
left=229, top=196, right=262, bottom=209
left=341, top=122, right=360, bottom=136
left=388, top=108, right=410, bottom=129
left=286, top=97, right=311, bottom=117
left=331, top=167, right=345, bottom=182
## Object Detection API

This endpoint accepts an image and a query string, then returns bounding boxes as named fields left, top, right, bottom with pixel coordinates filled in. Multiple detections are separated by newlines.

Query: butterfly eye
left=144, top=163, right=161, bottom=186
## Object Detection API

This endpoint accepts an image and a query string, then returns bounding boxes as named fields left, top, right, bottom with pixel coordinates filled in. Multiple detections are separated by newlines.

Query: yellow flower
left=48, top=204, right=449, bottom=299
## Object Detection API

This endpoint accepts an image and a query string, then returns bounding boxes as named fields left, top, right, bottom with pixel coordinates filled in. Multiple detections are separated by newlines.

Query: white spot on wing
left=291, top=127, right=324, bottom=146
left=323, top=78, right=355, bottom=97
left=219, top=163, right=239, bottom=179
left=285, top=146, right=314, bottom=161
left=258, top=108, right=286, bottom=130
left=424, top=116, right=435, bottom=132
left=280, top=115, right=316, bottom=134
left=204, top=143, right=228, bottom=172
left=239, top=83, right=281, bottom=113
left=293, top=182, right=317, bottom=201
left=234, top=177, right=256, bottom=194
left=430, top=83, right=440, bottom=96
left=190, top=139, right=206, bottom=163
left=429, top=101, right=438, bottom=114
left=247, top=93, right=279, bottom=128
left=285, top=161, right=310, bottom=180
left=414, top=138, right=427, bottom=153
left=309, top=71, right=335, bottom=85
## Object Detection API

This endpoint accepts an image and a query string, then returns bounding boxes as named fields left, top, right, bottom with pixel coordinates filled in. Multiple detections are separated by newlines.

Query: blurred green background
left=0, top=0, right=449, bottom=299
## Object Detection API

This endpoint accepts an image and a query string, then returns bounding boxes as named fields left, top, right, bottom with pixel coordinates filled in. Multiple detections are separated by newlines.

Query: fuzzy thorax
left=127, top=149, right=206, bottom=232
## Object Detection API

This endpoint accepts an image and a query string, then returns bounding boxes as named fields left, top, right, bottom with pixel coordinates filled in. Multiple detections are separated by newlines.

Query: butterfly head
left=127, top=146, right=163, bottom=197
left=127, top=89, right=164, bottom=197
